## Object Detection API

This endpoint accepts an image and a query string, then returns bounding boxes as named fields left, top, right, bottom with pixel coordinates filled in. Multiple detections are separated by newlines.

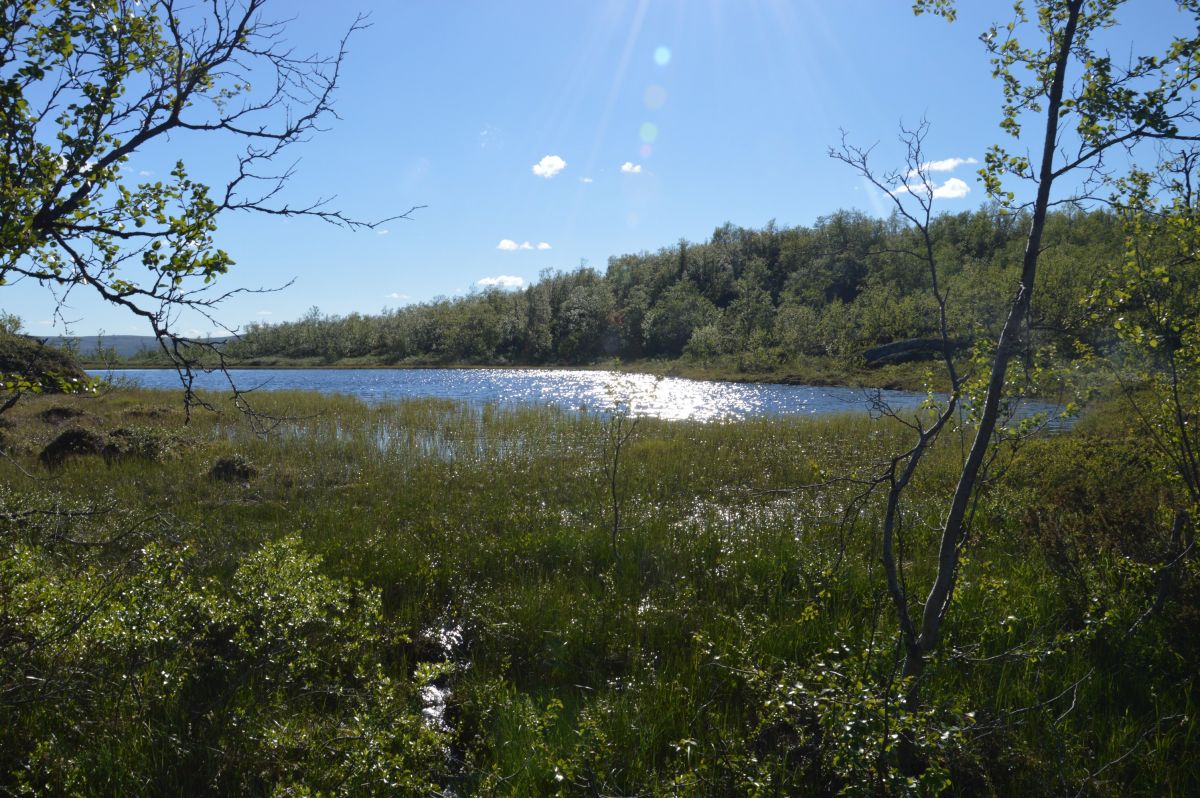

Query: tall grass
left=0, top=388, right=1195, bottom=795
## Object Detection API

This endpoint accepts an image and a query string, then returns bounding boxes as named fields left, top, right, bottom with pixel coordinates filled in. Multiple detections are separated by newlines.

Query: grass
left=0, top=386, right=1196, bottom=795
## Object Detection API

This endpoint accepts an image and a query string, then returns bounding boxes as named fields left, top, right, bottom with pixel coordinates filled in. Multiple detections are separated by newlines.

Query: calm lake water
left=93, top=367, right=1061, bottom=425
left=92, top=367, right=940, bottom=422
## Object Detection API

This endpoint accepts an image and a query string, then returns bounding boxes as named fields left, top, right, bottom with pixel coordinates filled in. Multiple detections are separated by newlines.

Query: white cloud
left=385, top=292, right=409, bottom=300
left=499, top=239, right=548, bottom=251
left=932, top=177, right=971, bottom=199
left=377, top=229, right=390, bottom=236
left=532, top=154, right=567, bottom=178
left=138, top=169, right=153, bottom=177
left=906, top=156, right=977, bottom=179
left=477, top=275, right=525, bottom=289
left=894, top=176, right=972, bottom=200
left=580, top=177, right=594, bottom=183
left=256, top=310, right=273, bottom=316
left=925, top=156, right=977, bottom=174
left=620, top=161, right=642, bottom=174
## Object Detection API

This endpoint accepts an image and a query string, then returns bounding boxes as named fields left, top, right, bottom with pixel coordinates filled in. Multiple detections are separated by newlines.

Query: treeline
left=217, top=206, right=1123, bottom=369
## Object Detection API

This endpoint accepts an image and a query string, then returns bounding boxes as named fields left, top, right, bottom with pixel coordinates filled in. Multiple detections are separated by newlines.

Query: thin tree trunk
left=904, top=0, right=1086, bottom=680
left=1153, top=510, right=1194, bottom=614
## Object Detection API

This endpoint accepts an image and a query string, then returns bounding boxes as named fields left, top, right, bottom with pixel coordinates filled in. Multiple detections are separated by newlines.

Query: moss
left=40, top=405, right=86, bottom=424
left=37, top=423, right=184, bottom=469
left=209, top=453, right=257, bottom=482
left=38, top=426, right=107, bottom=469
left=105, top=425, right=185, bottom=462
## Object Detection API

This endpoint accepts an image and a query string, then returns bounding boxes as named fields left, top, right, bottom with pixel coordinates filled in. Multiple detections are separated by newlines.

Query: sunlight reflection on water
left=94, top=367, right=1060, bottom=425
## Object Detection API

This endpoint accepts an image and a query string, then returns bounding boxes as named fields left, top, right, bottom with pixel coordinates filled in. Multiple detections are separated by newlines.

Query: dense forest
left=211, top=206, right=1121, bottom=372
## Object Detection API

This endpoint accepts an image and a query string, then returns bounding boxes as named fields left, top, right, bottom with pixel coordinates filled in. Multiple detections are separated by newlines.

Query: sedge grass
left=0, top=387, right=1195, bottom=795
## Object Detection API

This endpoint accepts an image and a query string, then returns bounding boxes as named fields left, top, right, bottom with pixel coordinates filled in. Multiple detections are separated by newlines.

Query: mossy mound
left=0, top=334, right=88, bottom=391
left=122, top=405, right=173, bottom=420
left=39, top=427, right=107, bottom=469
left=38, top=424, right=184, bottom=469
left=40, top=405, right=86, bottom=424
left=106, top=426, right=183, bottom=462
left=209, top=454, right=257, bottom=482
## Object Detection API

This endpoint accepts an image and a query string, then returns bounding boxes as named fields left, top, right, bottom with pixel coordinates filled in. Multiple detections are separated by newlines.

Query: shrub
left=1, top=537, right=447, bottom=795
left=0, top=333, right=88, bottom=391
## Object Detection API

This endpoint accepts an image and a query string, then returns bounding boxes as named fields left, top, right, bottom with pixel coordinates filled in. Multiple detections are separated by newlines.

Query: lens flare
left=640, top=143, right=653, bottom=158
left=653, top=45, right=671, bottom=66
left=643, top=84, right=667, bottom=110
left=639, top=122, right=658, bottom=143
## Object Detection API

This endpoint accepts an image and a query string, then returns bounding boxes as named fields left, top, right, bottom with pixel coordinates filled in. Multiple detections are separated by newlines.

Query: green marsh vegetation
left=3, top=0, right=1200, bottom=793
left=1, top=386, right=1196, bottom=795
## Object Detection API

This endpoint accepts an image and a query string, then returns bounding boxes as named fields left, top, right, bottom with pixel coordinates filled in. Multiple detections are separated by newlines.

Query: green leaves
left=1091, top=152, right=1200, bottom=529
left=912, top=0, right=958, bottom=22
left=0, top=0, right=337, bottom=366
left=2, top=535, right=446, bottom=795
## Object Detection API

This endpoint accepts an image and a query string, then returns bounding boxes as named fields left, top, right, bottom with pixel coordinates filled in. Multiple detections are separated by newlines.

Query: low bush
left=0, top=535, right=446, bottom=795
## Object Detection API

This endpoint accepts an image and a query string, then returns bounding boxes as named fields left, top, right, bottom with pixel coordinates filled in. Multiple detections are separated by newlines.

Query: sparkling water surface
left=93, top=367, right=1061, bottom=425
left=93, top=368, right=938, bottom=422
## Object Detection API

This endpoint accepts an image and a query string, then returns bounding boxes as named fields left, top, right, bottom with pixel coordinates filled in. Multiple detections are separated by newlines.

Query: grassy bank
left=1, top=388, right=1195, bottom=795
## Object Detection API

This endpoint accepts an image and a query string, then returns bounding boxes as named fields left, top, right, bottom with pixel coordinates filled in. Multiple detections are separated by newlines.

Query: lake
left=92, top=367, right=1057, bottom=425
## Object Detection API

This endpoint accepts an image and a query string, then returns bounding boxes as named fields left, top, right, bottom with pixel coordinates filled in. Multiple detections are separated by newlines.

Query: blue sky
left=8, top=1, right=1182, bottom=337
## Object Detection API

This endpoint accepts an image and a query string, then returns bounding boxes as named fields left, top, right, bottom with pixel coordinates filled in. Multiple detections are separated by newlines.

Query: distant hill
left=37, top=335, right=158, bottom=359
left=36, top=335, right=231, bottom=359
